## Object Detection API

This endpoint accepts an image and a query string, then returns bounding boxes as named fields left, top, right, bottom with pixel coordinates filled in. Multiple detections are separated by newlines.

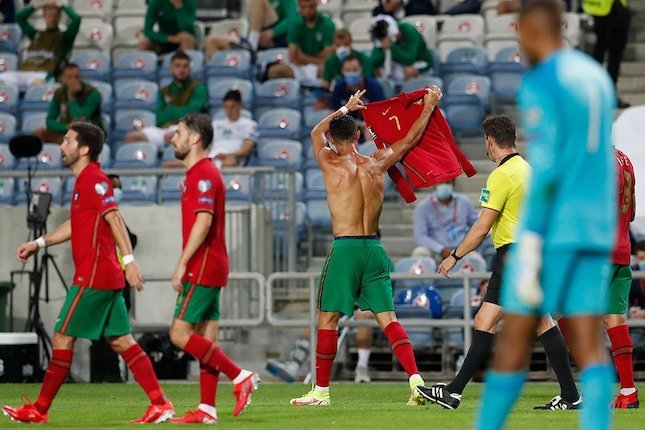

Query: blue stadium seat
left=15, top=177, right=63, bottom=205
left=72, top=50, right=111, bottom=81
left=62, top=177, right=76, bottom=204
left=159, top=174, right=184, bottom=203
left=447, top=75, right=491, bottom=110
left=0, top=24, right=22, bottom=53
left=306, top=198, right=331, bottom=228
left=377, top=78, right=396, bottom=99
left=161, top=144, right=176, bottom=164
left=20, top=112, right=48, bottom=134
left=119, top=175, right=158, bottom=204
left=441, top=47, right=487, bottom=86
left=255, top=48, right=289, bottom=80
left=0, top=112, right=17, bottom=142
left=443, top=95, right=483, bottom=135
left=257, top=109, right=301, bottom=140
left=269, top=200, right=307, bottom=240
left=21, top=84, right=60, bottom=114
left=222, top=172, right=252, bottom=201
left=304, top=108, right=332, bottom=128
left=394, top=257, right=437, bottom=289
left=0, top=142, right=14, bottom=169
left=488, top=47, right=527, bottom=104
left=401, top=76, right=444, bottom=94
left=86, top=80, right=113, bottom=113
left=113, top=143, right=158, bottom=168
left=393, top=302, right=439, bottom=348
left=99, top=145, right=112, bottom=168
left=442, top=288, right=481, bottom=349
left=16, top=144, right=63, bottom=170
left=0, top=84, right=19, bottom=114
left=113, top=51, right=158, bottom=80
left=113, top=79, right=158, bottom=111
left=260, top=171, right=304, bottom=200
left=207, top=78, right=253, bottom=109
left=433, top=253, right=486, bottom=307
left=207, top=49, right=252, bottom=79
left=101, top=113, right=111, bottom=133
left=254, top=79, right=300, bottom=111
left=0, top=52, right=18, bottom=72
left=357, top=140, right=378, bottom=156
left=0, top=177, right=14, bottom=204
left=304, top=168, right=325, bottom=200
left=256, top=139, right=302, bottom=169
left=159, top=49, right=205, bottom=81
left=113, top=109, right=156, bottom=141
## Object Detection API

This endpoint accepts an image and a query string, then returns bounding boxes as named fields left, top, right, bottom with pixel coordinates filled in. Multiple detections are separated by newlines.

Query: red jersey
left=362, top=89, right=477, bottom=203
left=612, top=149, right=635, bottom=265
left=181, top=158, right=229, bottom=287
left=70, top=162, right=124, bottom=290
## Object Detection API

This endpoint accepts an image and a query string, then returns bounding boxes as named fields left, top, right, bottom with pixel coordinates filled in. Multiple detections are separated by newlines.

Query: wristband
left=339, top=106, right=349, bottom=115
left=451, top=250, right=462, bottom=261
left=122, top=254, right=135, bottom=266
left=35, top=237, right=46, bottom=249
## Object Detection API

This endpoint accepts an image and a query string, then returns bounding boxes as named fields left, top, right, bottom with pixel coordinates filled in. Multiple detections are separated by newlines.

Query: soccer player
left=3, top=122, right=174, bottom=424
left=289, top=87, right=440, bottom=407
left=416, top=116, right=581, bottom=410
left=475, top=1, right=618, bottom=429
left=166, top=113, right=259, bottom=424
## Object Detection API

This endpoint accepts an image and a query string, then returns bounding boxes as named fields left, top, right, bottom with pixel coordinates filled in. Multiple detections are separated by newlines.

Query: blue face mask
left=639, top=262, right=645, bottom=271
left=113, top=188, right=123, bottom=203
left=336, top=46, right=350, bottom=61
left=435, top=184, right=453, bottom=201
left=344, top=72, right=361, bottom=87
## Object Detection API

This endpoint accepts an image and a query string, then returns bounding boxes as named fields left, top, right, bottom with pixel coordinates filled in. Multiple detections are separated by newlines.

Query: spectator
left=412, top=179, right=479, bottom=260
left=247, top=0, right=297, bottom=51
left=322, top=29, right=374, bottom=90
left=0, top=0, right=81, bottom=90
left=138, top=0, right=196, bottom=54
left=125, top=51, right=207, bottom=149
left=370, top=14, right=434, bottom=81
left=372, top=0, right=436, bottom=18
left=36, top=63, right=102, bottom=145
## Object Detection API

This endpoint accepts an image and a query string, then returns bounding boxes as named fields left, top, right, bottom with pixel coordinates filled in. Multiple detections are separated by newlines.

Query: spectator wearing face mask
left=412, top=179, right=479, bottom=261
left=321, top=29, right=374, bottom=90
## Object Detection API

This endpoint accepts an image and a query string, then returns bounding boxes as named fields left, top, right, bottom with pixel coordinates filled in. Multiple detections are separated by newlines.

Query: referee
left=416, top=116, right=581, bottom=410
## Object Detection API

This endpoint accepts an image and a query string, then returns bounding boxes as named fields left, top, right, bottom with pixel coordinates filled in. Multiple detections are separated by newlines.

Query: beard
left=62, top=150, right=80, bottom=167
left=174, top=150, right=187, bottom=160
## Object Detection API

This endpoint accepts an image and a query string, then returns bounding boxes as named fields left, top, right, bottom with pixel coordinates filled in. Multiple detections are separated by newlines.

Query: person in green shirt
left=126, top=52, right=207, bottom=149
left=36, top=63, right=102, bottom=145
left=322, top=29, right=375, bottom=90
left=247, top=0, right=297, bottom=50
left=0, top=0, right=81, bottom=90
left=138, top=0, right=197, bottom=55
left=370, top=14, right=435, bottom=81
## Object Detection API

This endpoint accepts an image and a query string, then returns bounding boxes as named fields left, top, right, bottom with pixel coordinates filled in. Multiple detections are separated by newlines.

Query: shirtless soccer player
left=290, top=87, right=441, bottom=407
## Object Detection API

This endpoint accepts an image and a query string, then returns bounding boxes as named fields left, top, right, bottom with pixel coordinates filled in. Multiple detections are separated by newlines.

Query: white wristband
left=122, top=254, right=135, bottom=266
left=35, top=237, right=46, bottom=249
left=339, top=106, right=349, bottom=115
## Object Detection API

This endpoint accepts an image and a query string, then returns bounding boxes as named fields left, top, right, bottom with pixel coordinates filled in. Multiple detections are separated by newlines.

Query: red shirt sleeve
left=88, top=174, right=118, bottom=216
left=189, top=172, right=217, bottom=214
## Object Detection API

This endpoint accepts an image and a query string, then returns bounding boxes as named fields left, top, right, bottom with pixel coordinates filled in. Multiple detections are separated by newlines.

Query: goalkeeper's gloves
left=515, top=231, right=544, bottom=308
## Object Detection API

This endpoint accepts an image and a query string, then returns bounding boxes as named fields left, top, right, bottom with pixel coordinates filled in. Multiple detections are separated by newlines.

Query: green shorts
left=54, top=286, right=131, bottom=340
left=174, top=282, right=221, bottom=323
left=317, top=236, right=395, bottom=316
left=607, top=264, right=632, bottom=314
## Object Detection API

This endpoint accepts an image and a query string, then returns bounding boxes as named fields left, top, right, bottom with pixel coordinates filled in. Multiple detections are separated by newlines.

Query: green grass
left=0, top=382, right=641, bottom=429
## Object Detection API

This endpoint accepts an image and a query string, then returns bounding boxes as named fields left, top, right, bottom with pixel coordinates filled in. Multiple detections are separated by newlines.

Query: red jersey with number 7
left=362, top=89, right=477, bottom=203
left=612, top=149, right=635, bottom=266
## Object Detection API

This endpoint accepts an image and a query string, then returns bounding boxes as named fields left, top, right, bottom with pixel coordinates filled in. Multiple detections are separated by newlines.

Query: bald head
left=517, top=0, right=564, bottom=65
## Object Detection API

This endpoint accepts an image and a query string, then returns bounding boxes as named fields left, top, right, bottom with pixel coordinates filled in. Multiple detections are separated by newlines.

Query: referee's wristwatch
left=451, top=250, right=462, bottom=261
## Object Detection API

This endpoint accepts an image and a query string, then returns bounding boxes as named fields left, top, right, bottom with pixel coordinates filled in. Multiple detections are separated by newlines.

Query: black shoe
left=415, top=383, right=461, bottom=410
left=533, top=395, right=582, bottom=410
left=617, top=98, right=631, bottom=109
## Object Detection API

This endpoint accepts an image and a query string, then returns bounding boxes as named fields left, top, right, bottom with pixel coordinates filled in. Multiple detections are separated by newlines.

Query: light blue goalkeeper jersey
left=517, top=49, right=616, bottom=251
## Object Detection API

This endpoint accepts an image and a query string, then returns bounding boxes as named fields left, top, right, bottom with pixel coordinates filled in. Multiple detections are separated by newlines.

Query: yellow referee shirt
left=479, top=154, right=530, bottom=249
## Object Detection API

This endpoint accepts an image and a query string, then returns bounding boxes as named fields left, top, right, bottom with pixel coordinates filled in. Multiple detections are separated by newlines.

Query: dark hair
left=520, top=0, right=563, bottom=36
left=371, top=20, right=389, bottom=40
left=182, top=113, right=213, bottom=149
left=171, top=51, right=191, bottom=64
left=341, top=54, right=361, bottom=67
left=636, top=240, right=645, bottom=253
left=329, top=115, right=357, bottom=143
left=61, top=62, right=80, bottom=73
left=482, top=116, right=516, bottom=149
left=69, top=122, right=104, bottom=162
left=223, top=89, right=242, bottom=103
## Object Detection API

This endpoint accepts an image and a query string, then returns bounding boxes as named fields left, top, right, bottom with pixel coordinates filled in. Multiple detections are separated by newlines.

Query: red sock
left=607, top=324, right=635, bottom=389
left=35, top=349, right=73, bottom=414
left=200, top=363, right=219, bottom=407
left=183, top=334, right=241, bottom=381
left=315, top=329, right=338, bottom=388
left=384, top=322, right=419, bottom=377
left=121, top=344, right=167, bottom=405
left=557, top=318, right=570, bottom=345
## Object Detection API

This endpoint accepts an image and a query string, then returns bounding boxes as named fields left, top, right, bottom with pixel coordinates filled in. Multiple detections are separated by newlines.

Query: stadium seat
left=342, top=0, right=378, bottom=15
left=443, top=95, right=483, bottom=135
left=222, top=172, right=252, bottom=201
left=113, top=143, right=158, bottom=168
left=304, top=168, right=325, bottom=200
left=255, top=79, right=300, bottom=111
left=113, top=109, right=156, bottom=141
left=0, top=142, right=14, bottom=169
left=401, top=76, right=444, bottom=93
left=0, top=112, right=17, bottom=142
left=377, top=78, right=396, bottom=99
left=394, top=302, right=439, bottom=348
left=20, top=112, right=48, bottom=134
left=438, top=39, right=475, bottom=63
left=0, top=84, right=19, bottom=114
left=357, top=140, right=377, bottom=156
left=486, top=40, right=520, bottom=62
left=255, top=48, right=290, bottom=81
left=159, top=174, right=184, bottom=203
left=484, top=13, right=518, bottom=44
left=401, top=15, right=438, bottom=49
left=441, top=47, right=487, bottom=86
left=160, top=144, right=176, bottom=164
left=207, top=49, right=252, bottom=79
left=306, top=198, right=332, bottom=228
left=119, top=175, right=158, bottom=204
left=0, top=24, right=22, bottom=53
left=208, top=77, right=254, bottom=109
left=488, top=47, right=527, bottom=104
left=318, top=0, right=342, bottom=19
left=113, top=51, right=158, bottom=81
left=62, top=176, right=76, bottom=204
left=74, top=21, right=114, bottom=53
left=442, top=289, right=470, bottom=349
left=101, top=112, right=111, bottom=133
left=72, top=0, right=114, bottom=22
left=255, top=139, right=303, bottom=169
left=0, top=177, right=14, bottom=204
left=0, top=52, right=18, bottom=72
left=304, top=108, right=332, bottom=128
left=15, top=143, right=63, bottom=170
left=439, top=14, right=485, bottom=44
left=112, top=17, right=145, bottom=52
left=98, top=145, right=111, bottom=168
left=447, top=75, right=491, bottom=110
left=113, top=79, right=158, bottom=111
left=85, top=80, right=113, bottom=113
left=114, top=0, right=146, bottom=18
left=159, top=49, right=205, bottom=81
left=20, top=84, right=60, bottom=114
left=269, top=200, right=308, bottom=240
left=207, top=18, right=249, bottom=40
left=394, top=257, right=437, bottom=289
left=15, top=177, right=63, bottom=205
left=257, top=109, right=302, bottom=140
left=72, top=50, right=111, bottom=81
left=261, top=171, right=304, bottom=200
left=348, top=16, right=373, bottom=43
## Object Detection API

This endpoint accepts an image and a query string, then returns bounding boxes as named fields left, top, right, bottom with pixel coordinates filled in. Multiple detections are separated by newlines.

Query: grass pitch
left=0, top=382, right=642, bottom=429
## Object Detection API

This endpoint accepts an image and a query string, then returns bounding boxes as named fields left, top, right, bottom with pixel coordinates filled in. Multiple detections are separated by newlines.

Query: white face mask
left=336, top=46, right=350, bottom=61
left=435, top=184, right=453, bottom=200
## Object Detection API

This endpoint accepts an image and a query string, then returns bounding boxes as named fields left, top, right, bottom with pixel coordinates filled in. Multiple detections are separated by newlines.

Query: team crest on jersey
left=94, top=181, right=108, bottom=196
left=367, top=126, right=377, bottom=140
left=198, top=179, right=212, bottom=193
left=480, top=188, right=490, bottom=204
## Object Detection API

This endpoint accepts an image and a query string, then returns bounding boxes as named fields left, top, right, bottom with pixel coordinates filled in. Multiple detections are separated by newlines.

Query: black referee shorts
left=483, top=244, right=511, bottom=305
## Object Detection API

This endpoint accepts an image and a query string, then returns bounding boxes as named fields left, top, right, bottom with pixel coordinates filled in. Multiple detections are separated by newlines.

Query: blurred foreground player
left=475, top=1, right=617, bottom=429
left=3, top=122, right=173, bottom=424
left=290, top=87, right=440, bottom=407
left=167, top=113, right=259, bottom=424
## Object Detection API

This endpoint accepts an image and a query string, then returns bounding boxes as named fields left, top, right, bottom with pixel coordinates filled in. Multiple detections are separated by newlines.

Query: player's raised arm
left=105, top=210, right=144, bottom=290
left=171, top=211, right=213, bottom=292
left=16, top=219, right=72, bottom=264
left=310, top=89, right=366, bottom=163
left=375, top=87, right=441, bottom=170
